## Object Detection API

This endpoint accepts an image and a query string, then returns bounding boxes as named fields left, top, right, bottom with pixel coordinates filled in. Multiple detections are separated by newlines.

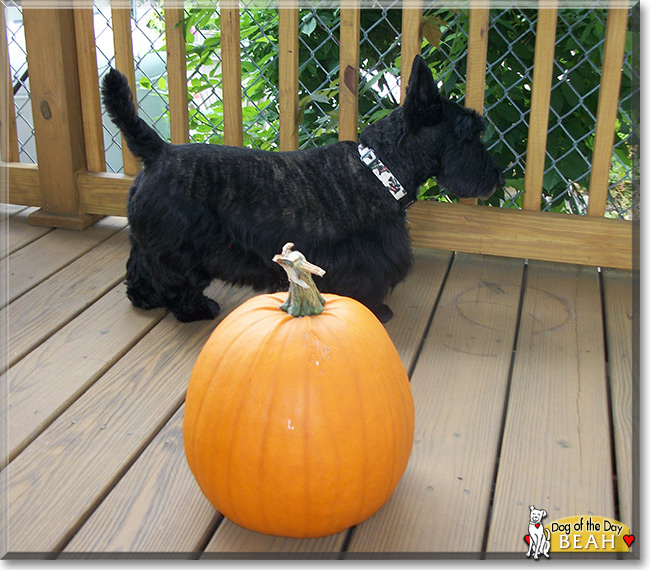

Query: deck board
left=602, top=268, right=636, bottom=526
left=4, top=227, right=130, bottom=368
left=347, top=254, right=525, bottom=554
left=62, top=405, right=220, bottom=554
left=486, top=261, right=614, bottom=553
left=1, top=211, right=636, bottom=558
left=7, top=280, right=257, bottom=553
left=203, top=520, right=347, bottom=557
left=383, top=249, right=453, bottom=372
left=3, top=283, right=164, bottom=465
left=5, top=216, right=125, bottom=305
left=3, top=207, right=52, bottom=256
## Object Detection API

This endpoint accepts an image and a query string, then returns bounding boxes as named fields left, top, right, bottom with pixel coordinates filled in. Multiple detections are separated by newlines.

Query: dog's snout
left=479, top=168, right=505, bottom=200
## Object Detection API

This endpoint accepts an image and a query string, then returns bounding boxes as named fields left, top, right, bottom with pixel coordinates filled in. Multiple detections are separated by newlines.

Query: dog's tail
left=101, top=68, right=167, bottom=166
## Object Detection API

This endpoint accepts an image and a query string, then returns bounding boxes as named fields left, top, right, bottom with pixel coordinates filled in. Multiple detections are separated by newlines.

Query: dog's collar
left=358, top=144, right=414, bottom=209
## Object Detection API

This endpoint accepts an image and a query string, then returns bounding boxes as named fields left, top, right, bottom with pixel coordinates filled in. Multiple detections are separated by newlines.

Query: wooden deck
left=1, top=205, right=636, bottom=559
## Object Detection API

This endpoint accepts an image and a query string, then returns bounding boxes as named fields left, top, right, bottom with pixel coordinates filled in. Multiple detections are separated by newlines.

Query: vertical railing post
left=74, top=4, right=106, bottom=173
left=22, top=4, right=100, bottom=229
left=400, top=2, right=422, bottom=103
left=587, top=5, right=629, bottom=218
left=462, top=3, right=490, bottom=206
left=278, top=2, right=299, bottom=151
left=165, top=1, right=190, bottom=145
left=220, top=0, right=243, bottom=147
left=464, top=5, right=489, bottom=114
left=522, top=4, right=558, bottom=211
left=339, top=0, right=360, bottom=142
left=111, top=0, right=140, bottom=175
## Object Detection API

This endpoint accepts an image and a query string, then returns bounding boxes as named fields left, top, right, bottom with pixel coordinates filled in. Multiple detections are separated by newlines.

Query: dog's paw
left=173, top=297, right=221, bottom=322
left=126, top=282, right=164, bottom=311
left=373, top=303, right=394, bottom=324
left=203, top=298, right=221, bottom=319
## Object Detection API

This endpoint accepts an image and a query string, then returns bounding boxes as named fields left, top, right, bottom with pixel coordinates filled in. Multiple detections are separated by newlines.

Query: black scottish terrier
left=102, top=55, right=504, bottom=323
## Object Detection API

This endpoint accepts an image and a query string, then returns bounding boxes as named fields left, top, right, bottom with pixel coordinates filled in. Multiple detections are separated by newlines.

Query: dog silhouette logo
left=524, top=505, right=551, bottom=559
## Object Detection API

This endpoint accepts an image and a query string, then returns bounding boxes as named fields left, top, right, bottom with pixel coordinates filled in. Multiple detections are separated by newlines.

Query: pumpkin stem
left=273, top=242, right=326, bottom=317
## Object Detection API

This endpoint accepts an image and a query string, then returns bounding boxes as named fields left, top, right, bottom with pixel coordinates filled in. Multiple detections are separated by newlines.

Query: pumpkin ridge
left=223, top=315, right=290, bottom=527
left=186, top=306, right=280, bottom=475
left=185, top=318, right=260, bottom=487
left=354, top=320, right=407, bottom=502
left=325, top=305, right=412, bottom=522
left=310, top=302, right=387, bottom=528
left=301, top=326, right=312, bottom=534
left=253, top=319, right=295, bottom=533
left=289, top=313, right=357, bottom=536
left=311, top=314, right=346, bottom=513
left=323, top=313, right=372, bottom=527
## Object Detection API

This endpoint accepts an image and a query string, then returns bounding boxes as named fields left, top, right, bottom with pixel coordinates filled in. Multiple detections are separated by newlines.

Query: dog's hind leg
left=125, top=242, right=166, bottom=310
left=368, top=302, right=393, bottom=324
left=169, top=289, right=220, bottom=322
left=126, top=241, right=220, bottom=322
left=156, top=254, right=221, bottom=322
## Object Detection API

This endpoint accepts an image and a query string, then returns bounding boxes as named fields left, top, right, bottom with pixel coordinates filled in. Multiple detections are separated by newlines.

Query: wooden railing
left=1, top=1, right=635, bottom=270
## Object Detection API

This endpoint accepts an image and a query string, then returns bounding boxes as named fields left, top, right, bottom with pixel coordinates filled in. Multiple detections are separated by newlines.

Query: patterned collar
left=358, top=144, right=414, bottom=209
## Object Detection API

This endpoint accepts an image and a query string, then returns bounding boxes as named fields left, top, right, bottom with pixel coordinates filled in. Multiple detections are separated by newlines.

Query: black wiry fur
left=101, top=55, right=504, bottom=323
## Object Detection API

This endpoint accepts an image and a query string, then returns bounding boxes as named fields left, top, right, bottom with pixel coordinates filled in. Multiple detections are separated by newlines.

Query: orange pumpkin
left=183, top=243, right=414, bottom=538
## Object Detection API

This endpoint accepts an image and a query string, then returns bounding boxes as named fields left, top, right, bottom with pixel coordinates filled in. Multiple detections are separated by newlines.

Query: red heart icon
left=535, top=523, right=540, bottom=528
left=623, top=535, right=635, bottom=547
left=524, top=535, right=530, bottom=545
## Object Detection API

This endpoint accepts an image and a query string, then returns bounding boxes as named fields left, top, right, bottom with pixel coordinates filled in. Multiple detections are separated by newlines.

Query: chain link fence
left=4, top=1, right=639, bottom=220
left=5, top=3, right=35, bottom=163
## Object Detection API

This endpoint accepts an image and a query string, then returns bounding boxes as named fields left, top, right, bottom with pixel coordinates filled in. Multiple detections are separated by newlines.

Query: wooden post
left=278, top=3, right=299, bottom=150
left=462, top=3, right=490, bottom=206
left=1, top=3, right=20, bottom=163
left=587, top=6, right=629, bottom=217
left=165, top=1, right=189, bottom=145
left=22, top=5, right=100, bottom=229
left=339, top=1, right=360, bottom=142
left=111, top=1, right=140, bottom=175
left=464, top=5, right=489, bottom=113
left=400, top=3, right=422, bottom=103
left=74, top=4, right=106, bottom=173
left=220, top=0, right=244, bottom=147
left=522, top=4, right=558, bottom=211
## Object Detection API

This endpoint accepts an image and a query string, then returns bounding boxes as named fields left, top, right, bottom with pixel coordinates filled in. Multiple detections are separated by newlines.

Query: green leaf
left=301, top=16, right=317, bottom=37
left=368, top=108, right=392, bottom=123
left=310, top=91, right=330, bottom=104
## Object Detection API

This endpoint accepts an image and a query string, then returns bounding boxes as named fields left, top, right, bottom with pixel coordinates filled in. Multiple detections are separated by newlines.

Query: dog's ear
left=403, top=55, right=441, bottom=132
left=541, top=510, right=547, bottom=518
left=530, top=505, right=535, bottom=512
left=455, top=110, right=486, bottom=141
